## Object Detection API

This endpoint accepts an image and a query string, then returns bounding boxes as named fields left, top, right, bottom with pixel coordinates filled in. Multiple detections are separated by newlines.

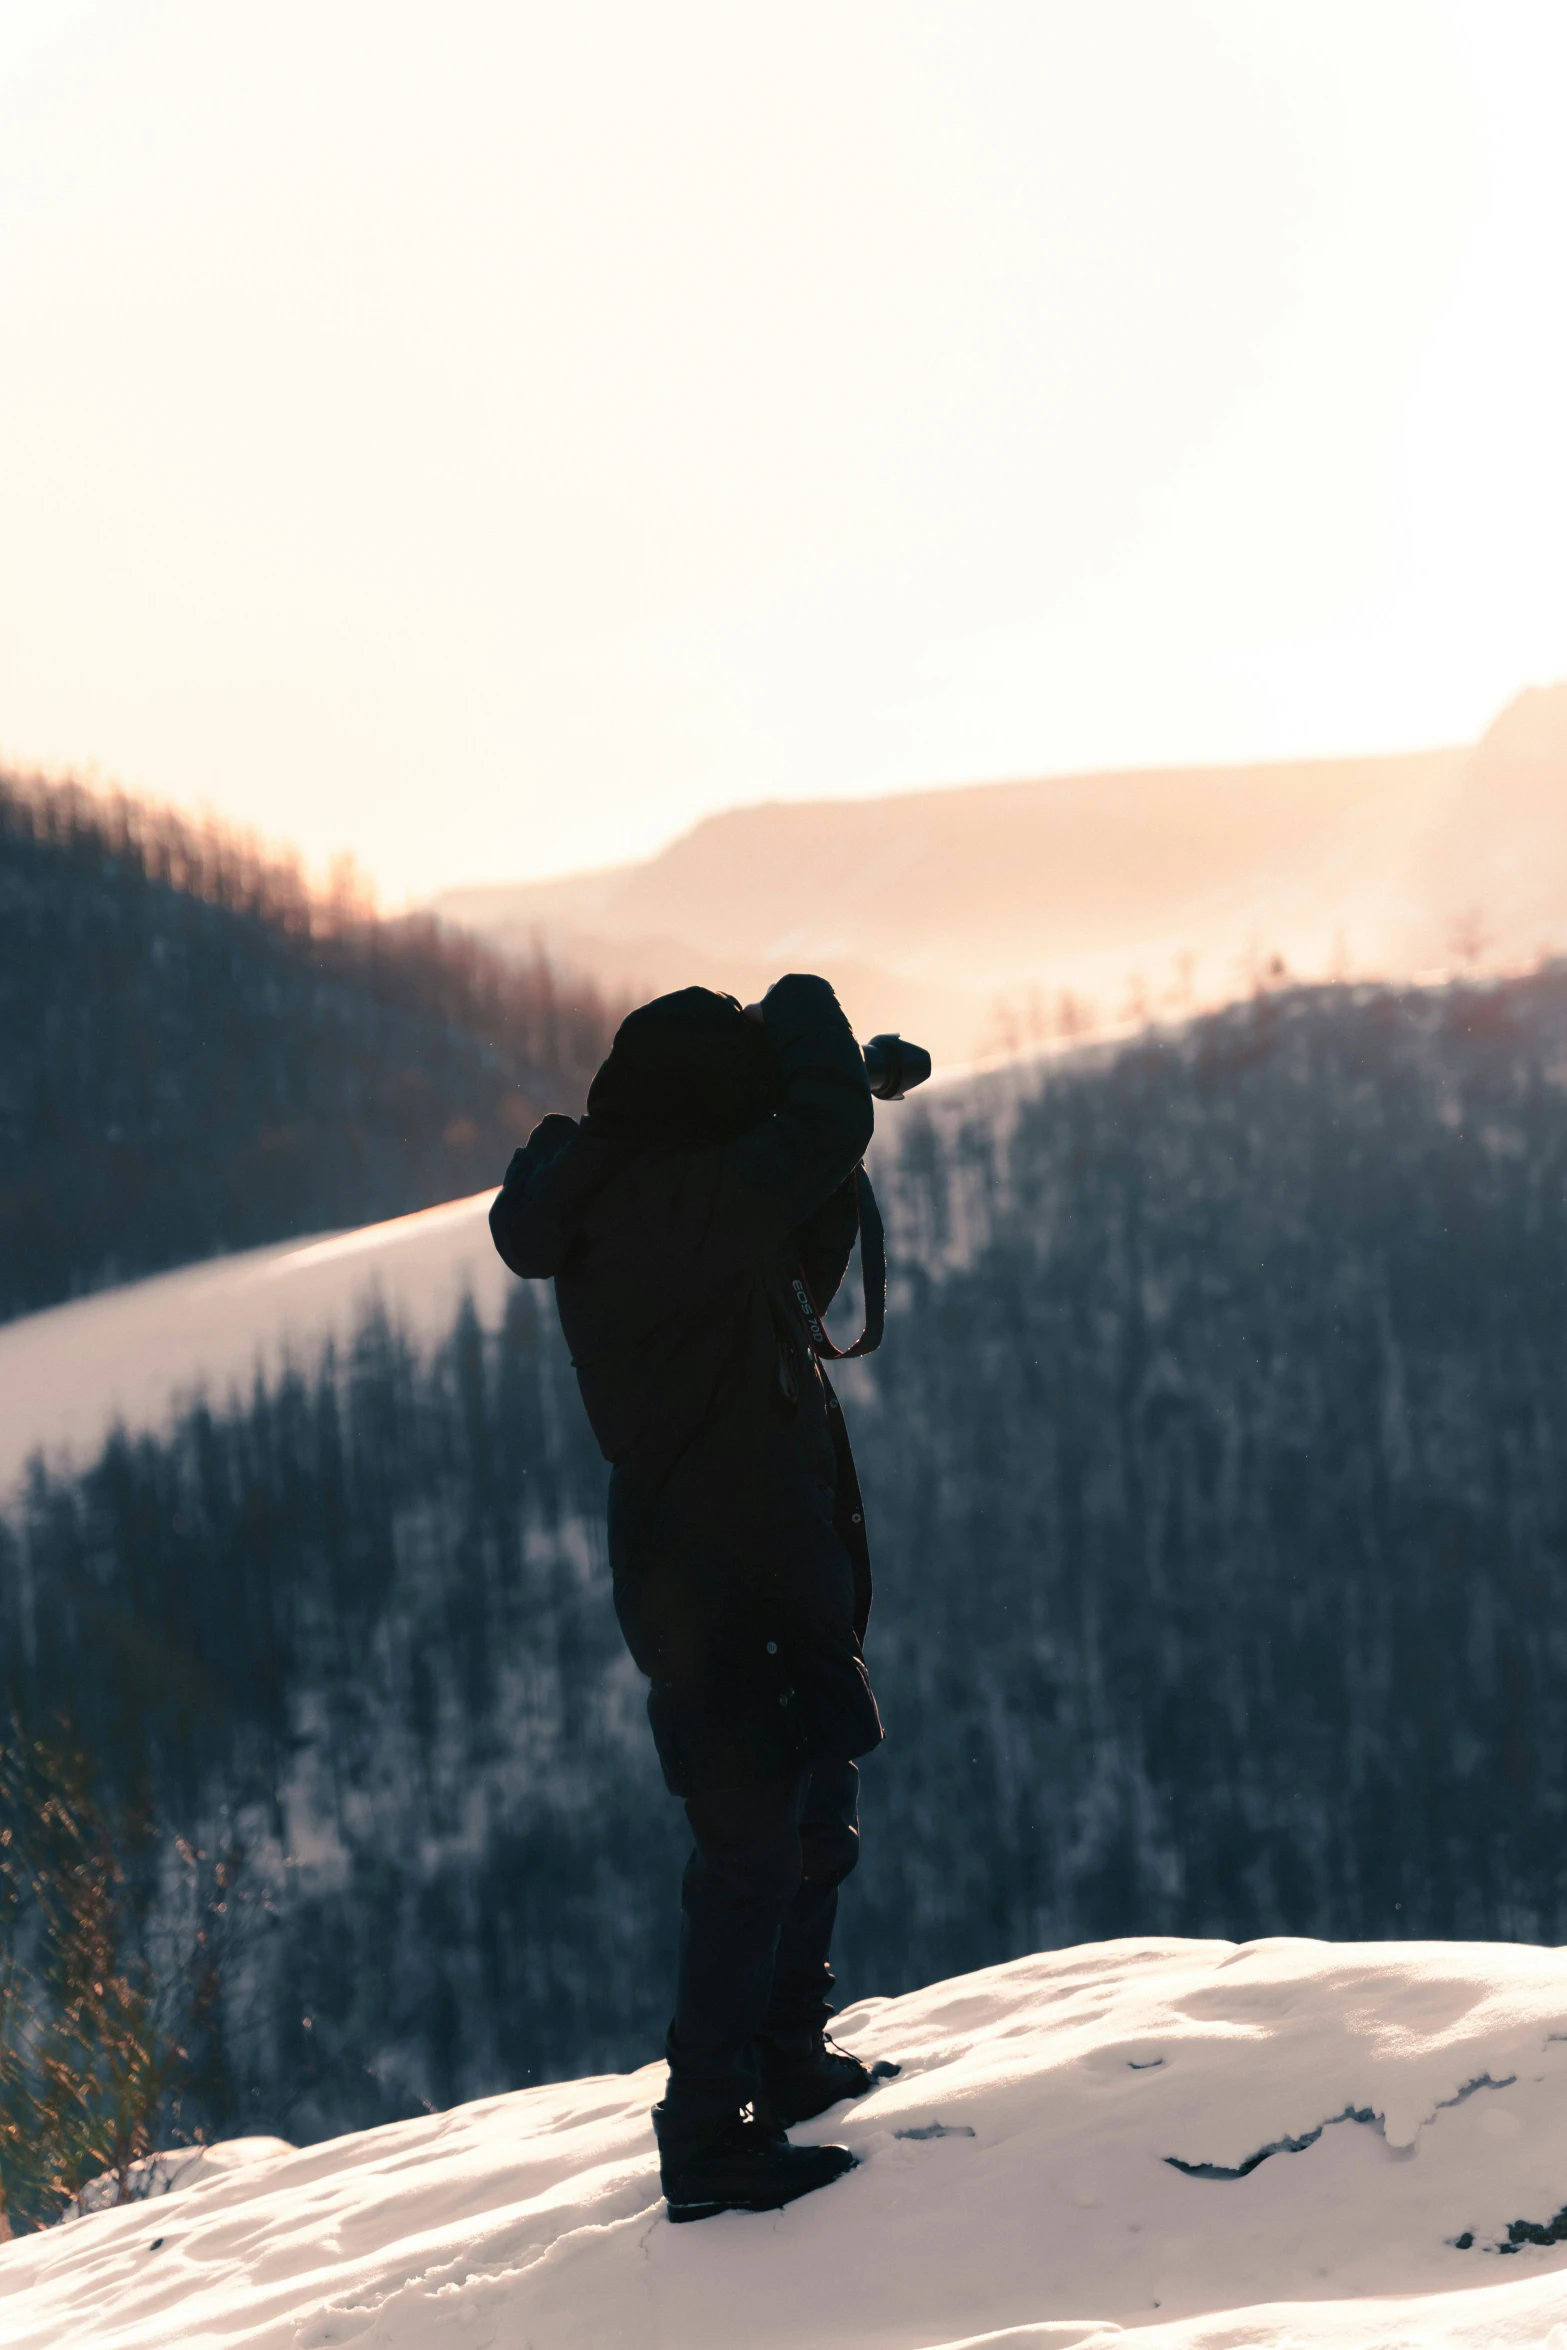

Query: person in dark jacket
left=489, top=972, right=896, bottom=2221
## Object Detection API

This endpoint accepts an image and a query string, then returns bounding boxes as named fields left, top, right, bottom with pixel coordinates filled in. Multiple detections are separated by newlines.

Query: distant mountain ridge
left=436, top=685, right=1567, bottom=1063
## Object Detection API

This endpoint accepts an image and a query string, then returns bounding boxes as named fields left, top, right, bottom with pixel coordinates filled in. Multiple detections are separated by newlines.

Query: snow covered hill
left=0, top=1189, right=511, bottom=1499
left=0, top=1052, right=1001, bottom=1500
left=7, top=1936, right=1567, bottom=2350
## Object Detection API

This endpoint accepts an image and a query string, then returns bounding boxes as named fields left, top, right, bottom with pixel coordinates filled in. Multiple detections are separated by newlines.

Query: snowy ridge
left=8, top=1937, right=1567, bottom=2347
left=0, top=1051, right=1028, bottom=1501
left=0, top=1190, right=512, bottom=1499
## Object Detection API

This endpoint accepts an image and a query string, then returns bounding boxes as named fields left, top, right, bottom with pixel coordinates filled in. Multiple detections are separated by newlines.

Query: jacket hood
left=583, top=986, right=781, bottom=1145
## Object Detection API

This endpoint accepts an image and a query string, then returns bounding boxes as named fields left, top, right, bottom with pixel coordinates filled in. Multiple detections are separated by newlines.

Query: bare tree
left=982, top=994, right=1023, bottom=1059
left=0, top=1720, right=237, bottom=2236
left=1120, top=972, right=1151, bottom=1029
left=1448, top=905, right=1492, bottom=971
left=1162, top=951, right=1197, bottom=1013
left=1054, top=989, right=1094, bottom=1042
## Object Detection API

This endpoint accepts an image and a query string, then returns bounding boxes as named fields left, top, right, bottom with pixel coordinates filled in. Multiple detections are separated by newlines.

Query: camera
left=863, top=1033, right=932, bottom=1101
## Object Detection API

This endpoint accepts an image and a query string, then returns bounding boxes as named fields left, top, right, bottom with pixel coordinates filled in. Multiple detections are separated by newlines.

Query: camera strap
left=789, top=1164, right=886, bottom=1360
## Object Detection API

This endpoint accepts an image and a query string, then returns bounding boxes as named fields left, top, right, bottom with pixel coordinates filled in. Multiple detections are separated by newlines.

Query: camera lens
left=863, top=1034, right=933, bottom=1101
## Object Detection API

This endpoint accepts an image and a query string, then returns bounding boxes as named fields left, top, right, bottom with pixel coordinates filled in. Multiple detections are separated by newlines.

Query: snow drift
left=0, top=1077, right=964, bottom=1507
left=7, top=1935, right=1567, bottom=2349
left=0, top=1189, right=511, bottom=1499
left=0, top=1041, right=1026, bottom=1505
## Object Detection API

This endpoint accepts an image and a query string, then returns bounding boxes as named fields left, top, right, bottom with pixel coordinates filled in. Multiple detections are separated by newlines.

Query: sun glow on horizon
left=0, top=0, right=1562, bottom=902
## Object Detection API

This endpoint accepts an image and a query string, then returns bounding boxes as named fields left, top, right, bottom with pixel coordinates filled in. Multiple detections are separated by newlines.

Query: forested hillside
left=0, top=771, right=616, bottom=1320
left=5, top=966, right=1567, bottom=2145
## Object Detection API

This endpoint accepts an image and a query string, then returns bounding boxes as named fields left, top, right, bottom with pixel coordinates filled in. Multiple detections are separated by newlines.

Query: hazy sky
left=1, top=1, right=1562, bottom=900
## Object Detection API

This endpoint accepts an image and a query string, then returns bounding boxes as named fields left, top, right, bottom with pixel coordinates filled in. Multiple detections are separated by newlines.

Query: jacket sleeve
left=489, top=1113, right=581, bottom=1278
left=711, top=975, right=874, bottom=1260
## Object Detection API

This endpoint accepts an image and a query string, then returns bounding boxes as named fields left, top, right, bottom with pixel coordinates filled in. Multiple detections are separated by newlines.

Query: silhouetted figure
left=490, top=973, right=895, bottom=2219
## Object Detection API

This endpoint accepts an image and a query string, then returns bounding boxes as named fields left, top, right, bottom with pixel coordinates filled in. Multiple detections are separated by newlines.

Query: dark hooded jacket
left=488, top=973, right=884, bottom=1794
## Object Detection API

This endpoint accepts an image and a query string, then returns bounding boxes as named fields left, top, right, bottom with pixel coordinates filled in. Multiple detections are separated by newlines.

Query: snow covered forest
left=6, top=963, right=1567, bottom=2147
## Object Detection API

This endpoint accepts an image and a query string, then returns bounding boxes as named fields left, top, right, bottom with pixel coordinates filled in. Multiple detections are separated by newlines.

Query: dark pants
left=663, top=1760, right=860, bottom=2127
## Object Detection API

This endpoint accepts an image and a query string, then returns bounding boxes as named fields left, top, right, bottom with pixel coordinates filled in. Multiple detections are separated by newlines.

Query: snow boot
left=651, top=2101, right=856, bottom=2223
left=756, top=2028, right=901, bottom=2128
